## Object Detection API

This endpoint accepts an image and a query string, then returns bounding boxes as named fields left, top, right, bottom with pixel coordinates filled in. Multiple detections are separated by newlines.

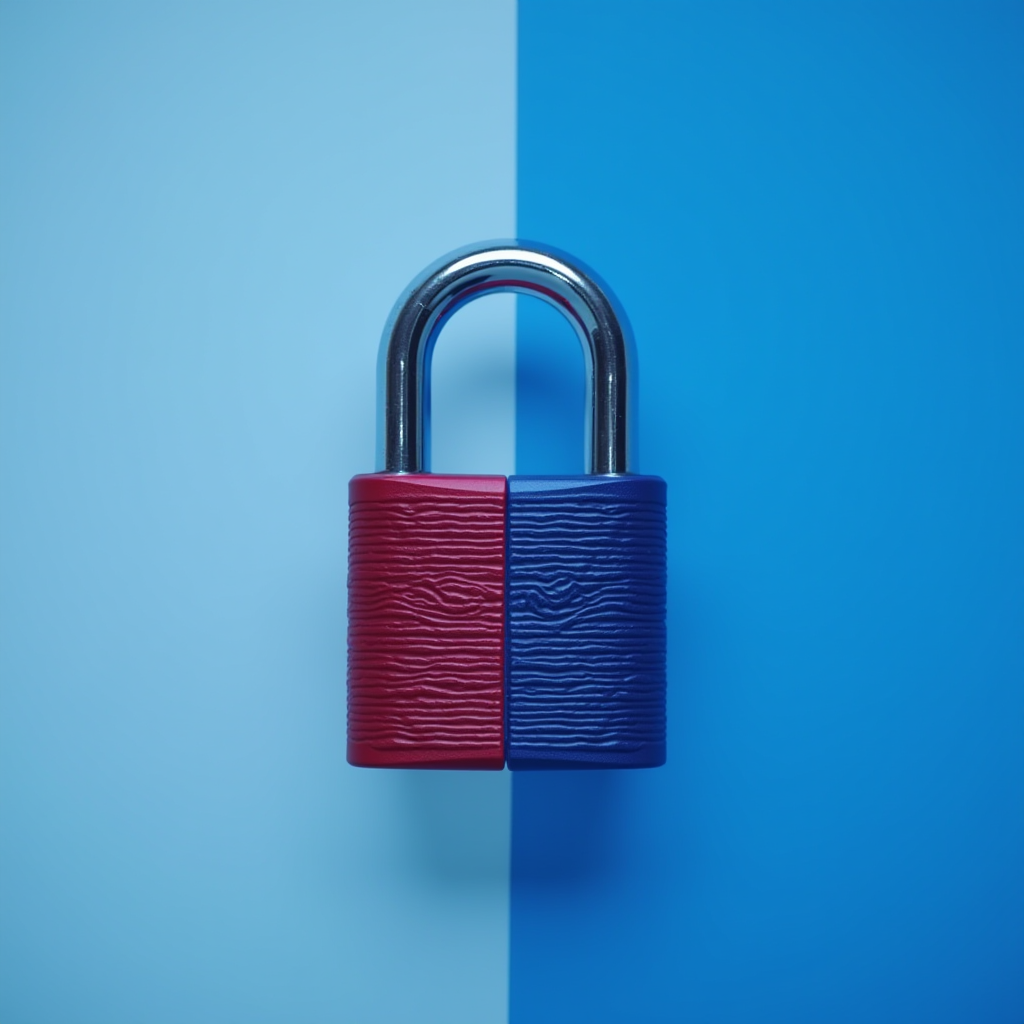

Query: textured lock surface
left=506, top=475, right=667, bottom=769
left=348, top=474, right=506, bottom=769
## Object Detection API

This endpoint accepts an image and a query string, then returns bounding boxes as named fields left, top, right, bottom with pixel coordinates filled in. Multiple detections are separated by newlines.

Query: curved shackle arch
left=377, top=241, right=637, bottom=475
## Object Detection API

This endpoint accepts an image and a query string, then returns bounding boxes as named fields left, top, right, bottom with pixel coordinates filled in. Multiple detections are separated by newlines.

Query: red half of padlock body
left=347, top=473, right=507, bottom=769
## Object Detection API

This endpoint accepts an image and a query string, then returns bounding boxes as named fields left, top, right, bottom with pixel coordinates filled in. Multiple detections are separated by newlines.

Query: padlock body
left=506, top=475, right=667, bottom=769
left=347, top=473, right=506, bottom=769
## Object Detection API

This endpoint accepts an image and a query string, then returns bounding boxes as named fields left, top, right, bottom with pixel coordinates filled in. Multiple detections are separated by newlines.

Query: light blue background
left=513, top=3, right=1024, bottom=1022
left=0, top=3, right=514, bottom=1022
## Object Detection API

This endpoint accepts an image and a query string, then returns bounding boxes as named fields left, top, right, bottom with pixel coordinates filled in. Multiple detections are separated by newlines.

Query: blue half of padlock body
left=506, top=474, right=667, bottom=769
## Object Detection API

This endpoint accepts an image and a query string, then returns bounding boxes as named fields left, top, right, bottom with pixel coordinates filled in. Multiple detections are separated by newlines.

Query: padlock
left=347, top=242, right=666, bottom=770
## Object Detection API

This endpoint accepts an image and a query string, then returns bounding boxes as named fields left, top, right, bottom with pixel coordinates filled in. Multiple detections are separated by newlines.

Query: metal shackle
left=378, top=241, right=636, bottom=475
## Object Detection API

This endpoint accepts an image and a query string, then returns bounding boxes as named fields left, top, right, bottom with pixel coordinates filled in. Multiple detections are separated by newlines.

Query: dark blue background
left=513, top=3, right=1024, bottom=1021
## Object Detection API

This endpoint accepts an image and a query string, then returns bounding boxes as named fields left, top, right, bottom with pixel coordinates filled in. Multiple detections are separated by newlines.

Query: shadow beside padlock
left=399, top=768, right=622, bottom=889
left=400, top=770, right=511, bottom=887
left=510, top=770, right=623, bottom=887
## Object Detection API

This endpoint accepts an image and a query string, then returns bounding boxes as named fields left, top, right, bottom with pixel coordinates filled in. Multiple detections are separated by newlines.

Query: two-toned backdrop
left=1, top=3, right=1021, bottom=1022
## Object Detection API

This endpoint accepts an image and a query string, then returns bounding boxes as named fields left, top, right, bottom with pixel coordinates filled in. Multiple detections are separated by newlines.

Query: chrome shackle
left=377, top=241, right=636, bottom=474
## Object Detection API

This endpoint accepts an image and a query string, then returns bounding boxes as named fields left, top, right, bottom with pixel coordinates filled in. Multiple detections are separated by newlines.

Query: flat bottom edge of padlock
left=347, top=743, right=505, bottom=771
left=506, top=746, right=666, bottom=771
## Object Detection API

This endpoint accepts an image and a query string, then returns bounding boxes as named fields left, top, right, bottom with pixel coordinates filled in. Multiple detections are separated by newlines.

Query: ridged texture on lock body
left=506, top=475, right=667, bottom=769
left=348, top=474, right=506, bottom=769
